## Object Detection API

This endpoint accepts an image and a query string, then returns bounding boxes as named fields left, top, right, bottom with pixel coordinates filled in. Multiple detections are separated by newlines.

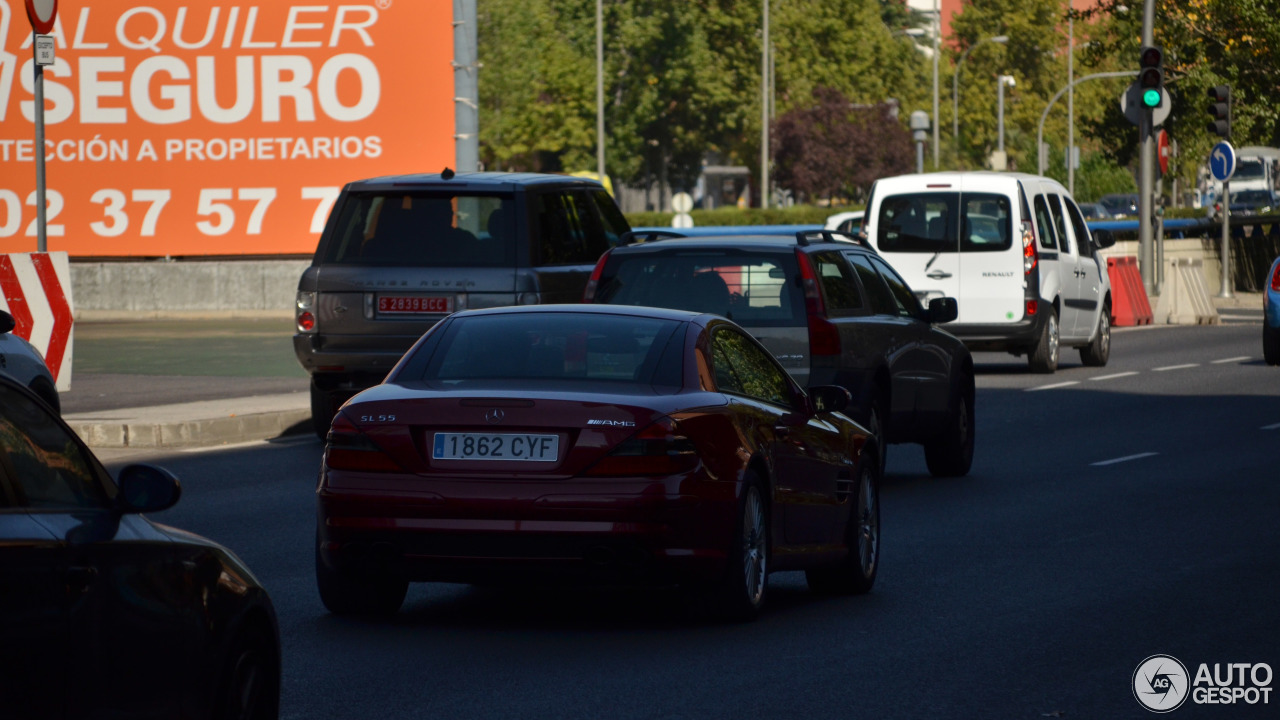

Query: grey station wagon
left=294, top=171, right=631, bottom=437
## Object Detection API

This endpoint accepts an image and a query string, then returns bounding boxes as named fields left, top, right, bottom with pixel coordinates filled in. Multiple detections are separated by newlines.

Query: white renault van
left=861, top=172, right=1115, bottom=372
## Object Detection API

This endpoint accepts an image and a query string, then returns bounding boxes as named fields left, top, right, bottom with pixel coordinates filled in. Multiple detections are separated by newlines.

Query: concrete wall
left=68, top=230, right=1277, bottom=320
left=72, top=260, right=309, bottom=320
left=1102, top=232, right=1280, bottom=296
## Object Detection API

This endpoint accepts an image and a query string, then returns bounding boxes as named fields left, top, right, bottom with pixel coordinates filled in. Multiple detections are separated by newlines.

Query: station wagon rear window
left=322, top=192, right=516, bottom=266
left=594, top=249, right=804, bottom=327
left=877, top=192, right=1012, bottom=253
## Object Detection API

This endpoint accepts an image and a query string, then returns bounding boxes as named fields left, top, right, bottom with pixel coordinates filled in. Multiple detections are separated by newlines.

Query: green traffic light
left=1142, top=89, right=1161, bottom=107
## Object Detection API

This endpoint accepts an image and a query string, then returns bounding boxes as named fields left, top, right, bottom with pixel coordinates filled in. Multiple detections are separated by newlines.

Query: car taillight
left=585, top=416, right=698, bottom=476
left=1272, top=262, right=1280, bottom=292
left=795, top=249, right=841, bottom=356
left=324, top=414, right=402, bottom=472
left=582, top=250, right=611, bottom=302
left=296, top=291, right=317, bottom=333
left=1021, top=220, right=1038, bottom=275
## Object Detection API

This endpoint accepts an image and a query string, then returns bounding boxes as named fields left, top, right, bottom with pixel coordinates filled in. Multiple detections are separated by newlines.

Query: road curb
left=65, top=393, right=311, bottom=449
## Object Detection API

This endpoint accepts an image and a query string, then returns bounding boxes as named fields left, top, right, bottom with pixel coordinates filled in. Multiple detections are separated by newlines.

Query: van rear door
left=954, top=177, right=1022, bottom=324
left=870, top=188, right=961, bottom=308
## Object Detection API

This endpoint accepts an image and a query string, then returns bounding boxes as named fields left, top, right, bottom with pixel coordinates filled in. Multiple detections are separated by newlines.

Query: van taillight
left=324, top=414, right=402, bottom=472
left=1022, top=220, right=1038, bottom=275
left=583, top=251, right=611, bottom=302
left=795, top=250, right=841, bottom=356
left=1271, top=262, right=1280, bottom=292
left=585, top=416, right=698, bottom=476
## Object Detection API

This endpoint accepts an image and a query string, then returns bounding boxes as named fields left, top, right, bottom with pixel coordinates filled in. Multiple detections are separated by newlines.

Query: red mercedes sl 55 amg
left=316, top=304, right=880, bottom=620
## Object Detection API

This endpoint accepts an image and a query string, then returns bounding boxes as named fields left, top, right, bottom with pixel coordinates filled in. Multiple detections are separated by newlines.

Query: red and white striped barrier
left=0, top=252, right=74, bottom=391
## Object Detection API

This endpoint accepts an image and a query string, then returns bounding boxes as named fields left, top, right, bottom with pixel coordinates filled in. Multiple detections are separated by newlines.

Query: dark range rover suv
left=294, top=171, right=631, bottom=437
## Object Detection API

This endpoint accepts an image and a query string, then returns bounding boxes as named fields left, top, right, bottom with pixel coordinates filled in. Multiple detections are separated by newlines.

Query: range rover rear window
left=877, top=192, right=1013, bottom=253
left=322, top=192, right=516, bottom=266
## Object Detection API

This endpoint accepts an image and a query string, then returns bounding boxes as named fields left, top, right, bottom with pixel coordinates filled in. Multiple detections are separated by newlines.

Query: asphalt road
left=93, top=321, right=1280, bottom=719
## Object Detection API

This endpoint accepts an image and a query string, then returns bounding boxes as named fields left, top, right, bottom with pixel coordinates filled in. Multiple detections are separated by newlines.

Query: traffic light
left=1207, top=85, right=1231, bottom=139
left=1138, top=46, right=1164, bottom=108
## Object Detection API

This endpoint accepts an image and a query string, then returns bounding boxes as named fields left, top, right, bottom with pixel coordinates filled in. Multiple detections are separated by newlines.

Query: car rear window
left=414, top=312, right=683, bottom=388
left=594, top=248, right=804, bottom=327
left=321, top=191, right=516, bottom=266
left=877, top=192, right=1012, bottom=253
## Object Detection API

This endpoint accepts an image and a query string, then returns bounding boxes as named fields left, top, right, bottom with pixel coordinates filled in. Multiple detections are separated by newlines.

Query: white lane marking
left=1092, top=452, right=1159, bottom=466
left=179, top=435, right=314, bottom=453
left=1026, top=381, right=1080, bottom=392
left=1263, top=423, right=1280, bottom=431
left=1212, top=356, right=1251, bottom=364
left=1090, top=371, right=1140, bottom=381
left=1153, top=363, right=1200, bottom=372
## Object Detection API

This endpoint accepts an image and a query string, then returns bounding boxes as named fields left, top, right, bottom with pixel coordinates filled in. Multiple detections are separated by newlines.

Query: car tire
left=215, top=628, right=278, bottom=720
left=1028, top=309, right=1060, bottom=374
left=865, top=390, right=889, bottom=478
left=310, top=380, right=336, bottom=441
left=1079, top=306, right=1111, bottom=367
left=1265, top=324, right=1280, bottom=366
left=28, top=376, right=60, bottom=415
left=710, top=475, right=769, bottom=621
left=806, top=458, right=879, bottom=596
left=315, top=541, right=408, bottom=617
left=923, top=378, right=975, bottom=478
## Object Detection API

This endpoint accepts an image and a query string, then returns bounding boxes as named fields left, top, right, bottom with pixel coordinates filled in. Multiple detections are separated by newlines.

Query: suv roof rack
left=794, top=229, right=872, bottom=249
left=619, top=229, right=688, bottom=246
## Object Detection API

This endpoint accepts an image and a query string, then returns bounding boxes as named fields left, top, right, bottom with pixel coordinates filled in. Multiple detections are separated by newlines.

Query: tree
left=948, top=0, right=1104, bottom=171
left=771, top=87, right=913, bottom=203
left=1079, top=0, right=1280, bottom=197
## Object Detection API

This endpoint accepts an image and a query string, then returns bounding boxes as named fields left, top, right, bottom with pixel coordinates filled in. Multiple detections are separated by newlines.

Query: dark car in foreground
left=1265, top=255, right=1280, bottom=366
left=584, top=230, right=974, bottom=477
left=0, top=309, right=60, bottom=413
left=0, top=376, right=280, bottom=719
left=316, top=305, right=880, bottom=620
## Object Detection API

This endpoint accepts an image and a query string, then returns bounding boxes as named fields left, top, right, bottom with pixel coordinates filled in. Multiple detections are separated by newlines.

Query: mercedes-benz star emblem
left=484, top=408, right=505, bottom=424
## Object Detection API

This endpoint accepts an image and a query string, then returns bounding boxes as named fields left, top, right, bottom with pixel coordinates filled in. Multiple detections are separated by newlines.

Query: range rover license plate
left=378, top=296, right=452, bottom=314
left=432, top=433, right=559, bottom=462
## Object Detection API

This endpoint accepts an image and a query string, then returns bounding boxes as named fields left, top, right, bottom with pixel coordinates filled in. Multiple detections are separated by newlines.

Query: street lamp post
left=596, top=0, right=604, bottom=181
left=932, top=0, right=940, bottom=169
left=760, top=0, right=770, bottom=209
left=997, top=74, right=1016, bottom=159
left=952, top=34, right=1008, bottom=160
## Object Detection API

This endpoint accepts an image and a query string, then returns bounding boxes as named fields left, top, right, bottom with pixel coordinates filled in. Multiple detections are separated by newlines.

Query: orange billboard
left=0, top=1, right=454, bottom=256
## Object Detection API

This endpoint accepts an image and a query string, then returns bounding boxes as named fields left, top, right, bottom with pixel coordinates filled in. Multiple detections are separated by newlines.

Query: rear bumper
left=293, top=333, right=420, bottom=378
left=948, top=300, right=1049, bottom=353
left=316, top=472, right=738, bottom=585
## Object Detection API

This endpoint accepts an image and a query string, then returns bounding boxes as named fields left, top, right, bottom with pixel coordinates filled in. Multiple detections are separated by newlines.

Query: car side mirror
left=928, top=297, right=959, bottom=324
left=1092, top=229, right=1116, bottom=249
left=117, top=464, right=182, bottom=514
left=0, top=310, right=14, bottom=334
left=809, top=385, right=851, bottom=414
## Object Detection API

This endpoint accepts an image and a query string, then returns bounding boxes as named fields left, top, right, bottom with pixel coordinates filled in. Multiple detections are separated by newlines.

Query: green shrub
left=625, top=204, right=857, bottom=228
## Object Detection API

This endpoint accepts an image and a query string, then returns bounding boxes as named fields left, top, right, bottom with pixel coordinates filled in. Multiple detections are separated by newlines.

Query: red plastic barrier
left=1106, top=256, right=1153, bottom=326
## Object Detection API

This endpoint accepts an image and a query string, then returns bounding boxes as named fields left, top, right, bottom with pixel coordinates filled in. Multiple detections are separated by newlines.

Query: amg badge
left=587, top=419, right=635, bottom=427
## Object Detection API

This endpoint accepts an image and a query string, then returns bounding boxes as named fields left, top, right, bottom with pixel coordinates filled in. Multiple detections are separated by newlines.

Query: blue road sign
left=1210, top=141, right=1236, bottom=182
